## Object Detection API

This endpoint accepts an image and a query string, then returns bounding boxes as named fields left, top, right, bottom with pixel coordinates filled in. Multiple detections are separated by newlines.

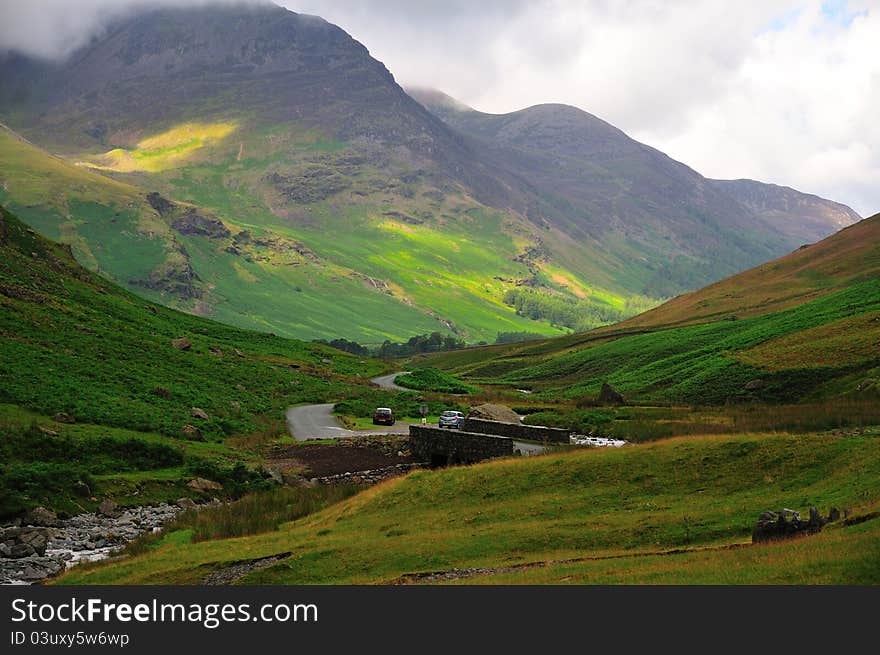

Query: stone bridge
left=408, top=425, right=513, bottom=467
left=461, top=417, right=571, bottom=444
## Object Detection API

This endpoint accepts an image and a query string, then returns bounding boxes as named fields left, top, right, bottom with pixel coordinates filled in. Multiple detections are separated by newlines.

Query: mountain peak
left=406, top=86, right=475, bottom=114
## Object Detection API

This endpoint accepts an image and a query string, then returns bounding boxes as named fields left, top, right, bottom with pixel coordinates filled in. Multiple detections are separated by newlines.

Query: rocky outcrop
left=132, top=256, right=203, bottom=300
left=148, top=191, right=231, bottom=239
left=171, top=336, right=192, bottom=350
left=466, top=404, right=521, bottom=424
left=181, top=424, right=202, bottom=439
left=171, top=210, right=231, bottom=239
left=146, top=191, right=175, bottom=215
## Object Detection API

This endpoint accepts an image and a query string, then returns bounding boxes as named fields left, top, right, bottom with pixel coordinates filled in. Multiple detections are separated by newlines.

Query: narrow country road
left=370, top=371, right=412, bottom=391
left=285, top=373, right=546, bottom=455
left=286, top=373, right=415, bottom=441
left=285, top=403, right=411, bottom=441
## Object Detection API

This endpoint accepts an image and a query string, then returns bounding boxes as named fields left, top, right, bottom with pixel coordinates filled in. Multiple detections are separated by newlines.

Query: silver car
left=438, top=410, right=465, bottom=429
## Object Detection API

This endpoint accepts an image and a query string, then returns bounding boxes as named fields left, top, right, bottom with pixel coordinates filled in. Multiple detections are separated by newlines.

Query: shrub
left=394, top=368, right=477, bottom=394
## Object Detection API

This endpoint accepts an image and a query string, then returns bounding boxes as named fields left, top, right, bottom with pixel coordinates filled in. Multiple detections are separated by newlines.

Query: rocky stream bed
left=1, top=503, right=185, bottom=585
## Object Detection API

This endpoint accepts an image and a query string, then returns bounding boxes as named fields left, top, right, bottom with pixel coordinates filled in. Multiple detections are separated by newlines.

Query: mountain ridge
left=0, top=3, right=862, bottom=342
left=408, top=86, right=861, bottom=245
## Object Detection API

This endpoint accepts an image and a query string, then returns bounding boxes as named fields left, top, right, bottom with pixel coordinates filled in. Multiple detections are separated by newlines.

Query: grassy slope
left=618, top=215, right=880, bottom=330
left=57, top=430, right=880, bottom=584
left=1, top=120, right=594, bottom=342
left=0, top=204, right=385, bottom=515
left=110, top=120, right=600, bottom=342
left=0, top=125, right=175, bottom=286
left=419, top=216, right=880, bottom=403
left=492, top=280, right=880, bottom=403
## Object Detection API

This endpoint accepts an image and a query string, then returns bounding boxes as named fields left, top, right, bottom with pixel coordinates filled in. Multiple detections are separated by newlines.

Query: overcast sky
left=1, top=0, right=877, bottom=216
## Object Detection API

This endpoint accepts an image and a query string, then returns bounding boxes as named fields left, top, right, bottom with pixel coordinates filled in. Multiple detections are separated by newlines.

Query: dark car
left=372, top=407, right=395, bottom=425
left=438, top=410, right=465, bottom=429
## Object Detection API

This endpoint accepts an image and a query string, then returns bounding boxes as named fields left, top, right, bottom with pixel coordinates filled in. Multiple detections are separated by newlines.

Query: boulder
left=97, top=499, right=120, bottom=518
left=229, top=400, right=241, bottom=412
left=187, top=478, right=223, bottom=492
left=263, top=467, right=284, bottom=485
left=209, top=345, right=223, bottom=357
left=233, top=349, right=245, bottom=358
left=190, top=407, right=210, bottom=421
left=18, top=528, right=51, bottom=555
left=24, top=506, right=59, bottom=527
left=53, top=412, right=75, bottom=423
left=176, top=498, right=198, bottom=511
left=10, top=543, right=35, bottom=558
left=2, top=527, right=53, bottom=557
left=466, top=403, right=521, bottom=424
left=598, top=383, right=626, bottom=405
left=743, top=379, right=765, bottom=391
left=181, top=424, right=202, bottom=439
left=171, top=336, right=192, bottom=351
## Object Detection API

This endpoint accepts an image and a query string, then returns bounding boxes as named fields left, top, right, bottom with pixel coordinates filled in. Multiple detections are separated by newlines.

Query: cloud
left=645, top=2, right=880, bottom=216
left=0, top=0, right=876, bottom=215
left=0, top=0, right=269, bottom=60
left=286, top=0, right=877, bottom=216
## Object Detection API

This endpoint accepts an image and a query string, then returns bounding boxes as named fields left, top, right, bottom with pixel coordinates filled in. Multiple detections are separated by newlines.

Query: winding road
left=285, top=403, right=412, bottom=441
left=285, top=372, right=546, bottom=455
left=370, top=371, right=412, bottom=391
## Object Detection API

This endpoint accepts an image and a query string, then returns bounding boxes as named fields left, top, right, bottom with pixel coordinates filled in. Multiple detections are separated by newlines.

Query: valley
left=3, top=197, right=876, bottom=586
left=0, top=2, right=877, bottom=588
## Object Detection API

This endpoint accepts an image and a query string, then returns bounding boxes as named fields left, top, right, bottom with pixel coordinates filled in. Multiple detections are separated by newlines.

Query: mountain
left=419, top=215, right=880, bottom=405
left=0, top=4, right=861, bottom=343
left=0, top=202, right=382, bottom=516
left=709, top=178, right=862, bottom=243
left=409, top=86, right=861, bottom=255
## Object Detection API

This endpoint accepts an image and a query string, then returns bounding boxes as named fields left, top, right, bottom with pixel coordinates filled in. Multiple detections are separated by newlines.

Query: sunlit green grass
left=55, top=430, right=880, bottom=584
left=441, top=279, right=880, bottom=405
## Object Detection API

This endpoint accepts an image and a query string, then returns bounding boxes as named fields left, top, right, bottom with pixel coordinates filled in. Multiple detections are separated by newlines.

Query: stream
left=1, top=503, right=183, bottom=585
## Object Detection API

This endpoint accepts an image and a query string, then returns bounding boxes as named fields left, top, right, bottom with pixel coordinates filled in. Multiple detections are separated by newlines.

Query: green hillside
left=56, top=430, right=880, bottom=584
left=0, top=204, right=383, bottom=516
left=419, top=215, right=880, bottom=405
left=0, top=124, right=571, bottom=343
